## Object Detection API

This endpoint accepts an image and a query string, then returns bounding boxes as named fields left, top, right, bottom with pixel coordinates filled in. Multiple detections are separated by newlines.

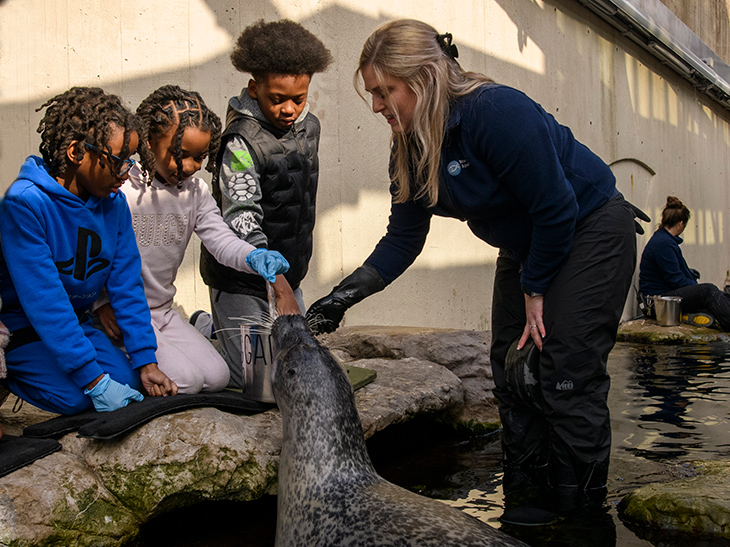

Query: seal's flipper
left=0, top=435, right=61, bottom=478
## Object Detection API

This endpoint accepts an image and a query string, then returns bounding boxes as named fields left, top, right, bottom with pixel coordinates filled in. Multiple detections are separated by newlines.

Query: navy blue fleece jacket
left=364, top=84, right=618, bottom=295
left=0, top=156, right=157, bottom=388
left=638, top=227, right=696, bottom=295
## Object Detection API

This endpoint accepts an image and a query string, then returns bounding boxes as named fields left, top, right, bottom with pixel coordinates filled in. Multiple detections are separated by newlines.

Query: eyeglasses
left=84, top=143, right=135, bottom=177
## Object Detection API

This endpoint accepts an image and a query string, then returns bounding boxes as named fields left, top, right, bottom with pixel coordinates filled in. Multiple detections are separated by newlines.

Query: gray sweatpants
left=208, top=288, right=305, bottom=388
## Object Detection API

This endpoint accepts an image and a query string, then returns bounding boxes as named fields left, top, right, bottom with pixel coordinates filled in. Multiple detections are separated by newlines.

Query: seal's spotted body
left=271, top=315, right=527, bottom=547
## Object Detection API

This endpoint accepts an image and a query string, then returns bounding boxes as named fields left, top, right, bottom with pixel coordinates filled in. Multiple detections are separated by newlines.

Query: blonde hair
left=355, top=19, right=493, bottom=205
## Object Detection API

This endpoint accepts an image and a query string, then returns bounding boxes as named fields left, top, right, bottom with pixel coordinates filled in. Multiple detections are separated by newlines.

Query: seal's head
left=270, top=313, right=372, bottom=476
left=270, top=314, right=354, bottom=420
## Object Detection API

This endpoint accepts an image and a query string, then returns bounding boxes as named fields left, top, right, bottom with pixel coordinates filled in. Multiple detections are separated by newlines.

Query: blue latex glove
left=246, top=248, right=290, bottom=283
left=84, top=373, right=144, bottom=412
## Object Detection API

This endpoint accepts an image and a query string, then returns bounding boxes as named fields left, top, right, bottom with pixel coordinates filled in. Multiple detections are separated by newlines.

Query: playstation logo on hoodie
left=55, top=227, right=110, bottom=281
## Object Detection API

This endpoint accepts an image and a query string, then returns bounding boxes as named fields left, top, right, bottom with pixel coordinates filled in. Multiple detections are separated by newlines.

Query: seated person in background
left=0, top=87, right=177, bottom=415
left=639, top=195, right=730, bottom=329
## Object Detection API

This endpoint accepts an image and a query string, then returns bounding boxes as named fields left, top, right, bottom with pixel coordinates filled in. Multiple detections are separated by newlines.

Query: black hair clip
left=437, top=33, right=459, bottom=61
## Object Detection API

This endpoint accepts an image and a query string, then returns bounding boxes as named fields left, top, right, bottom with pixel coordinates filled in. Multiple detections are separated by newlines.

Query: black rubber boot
left=501, top=463, right=560, bottom=526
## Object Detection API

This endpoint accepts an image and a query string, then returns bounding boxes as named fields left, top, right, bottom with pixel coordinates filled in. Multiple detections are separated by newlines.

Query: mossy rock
left=617, top=319, right=729, bottom=345
left=618, top=460, right=730, bottom=538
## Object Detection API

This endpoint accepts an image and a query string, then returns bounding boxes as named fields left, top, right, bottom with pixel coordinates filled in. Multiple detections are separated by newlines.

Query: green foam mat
left=345, top=364, right=377, bottom=391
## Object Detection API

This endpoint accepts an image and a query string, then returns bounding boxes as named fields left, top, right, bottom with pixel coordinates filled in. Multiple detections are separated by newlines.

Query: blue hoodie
left=0, top=156, right=157, bottom=388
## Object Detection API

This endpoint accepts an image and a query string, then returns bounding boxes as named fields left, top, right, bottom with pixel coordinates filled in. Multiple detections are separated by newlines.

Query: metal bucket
left=240, top=324, right=275, bottom=403
left=653, top=295, right=682, bottom=326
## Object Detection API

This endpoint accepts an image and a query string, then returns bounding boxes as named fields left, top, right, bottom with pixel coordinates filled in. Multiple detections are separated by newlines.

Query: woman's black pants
left=490, top=195, right=637, bottom=513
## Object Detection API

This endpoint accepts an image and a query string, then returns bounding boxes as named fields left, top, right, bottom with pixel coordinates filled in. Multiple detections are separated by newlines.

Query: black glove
left=306, top=264, right=386, bottom=334
left=627, top=201, right=651, bottom=235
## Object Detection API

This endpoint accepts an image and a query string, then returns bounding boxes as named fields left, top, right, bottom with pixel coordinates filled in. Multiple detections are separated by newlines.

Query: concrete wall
left=1, top=0, right=729, bottom=330
left=660, top=0, right=730, bottom=63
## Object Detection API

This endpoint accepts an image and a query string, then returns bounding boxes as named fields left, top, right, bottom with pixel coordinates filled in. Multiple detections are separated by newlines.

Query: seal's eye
left=286, top=368, right=296, bottom=377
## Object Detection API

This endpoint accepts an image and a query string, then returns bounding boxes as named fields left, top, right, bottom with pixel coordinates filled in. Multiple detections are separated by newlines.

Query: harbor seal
left=270, top=314, right=528, bottom=547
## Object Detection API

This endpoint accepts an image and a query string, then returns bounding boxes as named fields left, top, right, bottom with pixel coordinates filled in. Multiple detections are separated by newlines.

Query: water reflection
left=373, top=342, right=730, bottom=546
left=610, top=343, right=730, bottom=462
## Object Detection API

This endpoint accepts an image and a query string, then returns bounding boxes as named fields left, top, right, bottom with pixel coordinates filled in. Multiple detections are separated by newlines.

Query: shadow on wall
left=1, top=0, right=729, bottom=324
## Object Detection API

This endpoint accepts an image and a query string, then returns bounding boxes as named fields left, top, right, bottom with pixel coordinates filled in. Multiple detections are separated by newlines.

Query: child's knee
left=159, top=364, right=204, bottom=394
left=203, top=365, right=230, bottom=393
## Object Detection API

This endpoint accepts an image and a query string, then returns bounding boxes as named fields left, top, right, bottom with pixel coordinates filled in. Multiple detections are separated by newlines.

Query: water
left=130, top=342, right=730, bottom=546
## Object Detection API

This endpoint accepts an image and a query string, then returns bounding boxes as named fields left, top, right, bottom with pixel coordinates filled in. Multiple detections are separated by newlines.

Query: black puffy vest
left=200, top=113, right=320, bottom=298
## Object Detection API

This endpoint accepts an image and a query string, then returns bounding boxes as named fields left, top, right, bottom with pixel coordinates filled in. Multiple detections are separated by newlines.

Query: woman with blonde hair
left=307, top=19, right=640, bottom=523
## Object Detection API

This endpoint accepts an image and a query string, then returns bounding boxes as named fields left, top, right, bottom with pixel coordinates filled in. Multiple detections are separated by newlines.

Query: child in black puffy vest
left=197, top=19, right=332, bottom=388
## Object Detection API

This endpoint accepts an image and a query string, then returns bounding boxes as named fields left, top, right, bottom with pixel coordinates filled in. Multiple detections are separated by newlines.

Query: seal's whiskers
left=228, top=313, right=276, bottom=334
left=306, top=313, right=328, bottom=333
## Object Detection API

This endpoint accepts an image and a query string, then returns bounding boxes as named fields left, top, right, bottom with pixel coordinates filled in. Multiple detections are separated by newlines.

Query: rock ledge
left=0, top=327, right=480, bottom=547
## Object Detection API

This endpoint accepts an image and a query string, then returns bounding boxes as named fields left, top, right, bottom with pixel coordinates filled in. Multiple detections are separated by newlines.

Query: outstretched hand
left=246, top=249, right=290, bottom=283
left=305, top=295, right=347, bottom=334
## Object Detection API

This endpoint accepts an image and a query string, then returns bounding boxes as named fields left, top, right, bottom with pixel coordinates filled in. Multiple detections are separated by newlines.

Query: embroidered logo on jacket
left=231, top=211, right=257, bottom=237
left=231, top=150, right=254, bottom=171
left=447, top=159, right=470, bottom=176
left=555, top=379, right=574, bottom=391
left=228, top=172, right=257, bottom=201
left=55, top=227, right=110, bottom=281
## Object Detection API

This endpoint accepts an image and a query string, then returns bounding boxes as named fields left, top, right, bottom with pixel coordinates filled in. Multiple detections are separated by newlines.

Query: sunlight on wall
left=0, top=0, right=231, bottom=105
left=315, top=190, right=498, bottom=283
left=625, top=55, right=649, bottom=121
left=269, top=0, right=546, bottom=76
left=481, top=2, right=546, bottom=75
left=624, top=53, right=681, bottom=127
left=600, top=38, right=614, bottom=90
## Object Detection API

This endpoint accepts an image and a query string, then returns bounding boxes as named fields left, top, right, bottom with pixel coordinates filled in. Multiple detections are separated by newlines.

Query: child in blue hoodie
left=0, top=87, right=178, bottom=415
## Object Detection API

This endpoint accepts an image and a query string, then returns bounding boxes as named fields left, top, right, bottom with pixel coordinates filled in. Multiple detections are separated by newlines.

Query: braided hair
left=135, top=85, right=222, bottom=183
left=36, top=87, right=144, bottom=178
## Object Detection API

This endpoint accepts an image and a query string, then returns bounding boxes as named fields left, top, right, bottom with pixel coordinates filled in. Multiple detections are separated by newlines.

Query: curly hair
left=135, top=85, right=222, bottom=182
left=36, top=87, right=145, bottom=178
left=231, top=19, right=332, bottom=78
